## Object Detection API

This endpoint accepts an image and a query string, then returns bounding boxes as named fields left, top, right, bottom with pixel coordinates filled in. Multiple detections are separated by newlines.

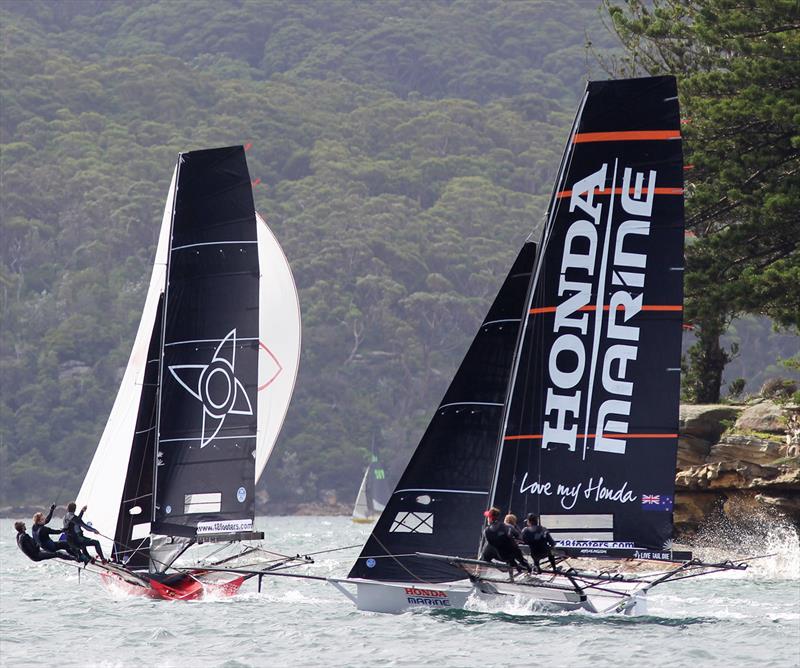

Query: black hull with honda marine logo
left=327, top=77, right=753, bottom=615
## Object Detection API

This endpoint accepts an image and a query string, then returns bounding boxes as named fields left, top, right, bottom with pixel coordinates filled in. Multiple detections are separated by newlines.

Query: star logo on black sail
left=168, top=329, right=253, bottom=448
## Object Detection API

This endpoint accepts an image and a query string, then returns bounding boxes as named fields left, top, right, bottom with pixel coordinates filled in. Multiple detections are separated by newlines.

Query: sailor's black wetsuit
left=521, top=524, right=557, bottom=572
left=33, top=506, right=73, bottom=555
left=481, top=519, right=530, bottom=573
left=64, top=510, right=104, bottom=562
left=16, top=531, right=64, bottom=562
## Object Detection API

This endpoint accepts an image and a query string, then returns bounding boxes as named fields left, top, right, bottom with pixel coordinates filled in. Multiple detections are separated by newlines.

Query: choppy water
left=1, top=517, right=798, bottom=668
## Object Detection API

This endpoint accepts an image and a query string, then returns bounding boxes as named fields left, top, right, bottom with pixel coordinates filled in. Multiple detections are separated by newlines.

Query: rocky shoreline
left=675, top=399, right=800, bottom=541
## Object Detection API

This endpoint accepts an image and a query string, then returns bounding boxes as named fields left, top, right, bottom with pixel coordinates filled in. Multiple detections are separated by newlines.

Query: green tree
left=604, top=0, right=800, bottom=402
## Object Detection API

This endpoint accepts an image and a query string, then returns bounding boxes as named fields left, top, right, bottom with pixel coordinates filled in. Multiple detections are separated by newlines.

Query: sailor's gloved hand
left=50, top=504, right=56, bottom=511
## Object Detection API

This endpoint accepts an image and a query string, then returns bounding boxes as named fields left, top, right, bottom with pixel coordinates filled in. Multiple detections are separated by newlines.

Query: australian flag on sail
left=641, top=494, right=673, bottom=512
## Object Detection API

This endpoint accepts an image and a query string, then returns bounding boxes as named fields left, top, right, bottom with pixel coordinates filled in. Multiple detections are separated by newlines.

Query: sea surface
left=1, top=516, right=798, bottom=668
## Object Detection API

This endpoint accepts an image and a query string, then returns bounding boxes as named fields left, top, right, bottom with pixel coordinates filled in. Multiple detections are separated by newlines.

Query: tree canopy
left=1, top=0, right=797, bottom=510
left=604, top=0, right=800, bottom=402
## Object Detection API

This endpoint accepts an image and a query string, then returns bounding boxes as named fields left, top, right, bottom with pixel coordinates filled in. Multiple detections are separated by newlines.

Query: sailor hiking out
left=33, top=504, right=74, bottom=557
left=521, top=514, right=557, bottom=574
left=63, top=502, right=105, bottom=563
left=15, top=521, right=73, bottom=562
left=481, top=507, right=531, bottom=576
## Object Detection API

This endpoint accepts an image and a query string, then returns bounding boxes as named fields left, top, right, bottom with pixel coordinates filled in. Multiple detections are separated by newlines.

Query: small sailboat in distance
left=71, top=146, right=302, bottom=599
left=328, top=76, right=752, bottom=615
left=352, top=451, right=390, bottom=524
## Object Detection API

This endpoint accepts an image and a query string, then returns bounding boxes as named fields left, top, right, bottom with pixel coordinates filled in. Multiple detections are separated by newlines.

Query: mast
left=152, top=159, right=180, bottom=528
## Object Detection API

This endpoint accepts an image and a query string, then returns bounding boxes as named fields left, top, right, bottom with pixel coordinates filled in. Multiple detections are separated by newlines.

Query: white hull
left=328, top=576, right=647, bottom=615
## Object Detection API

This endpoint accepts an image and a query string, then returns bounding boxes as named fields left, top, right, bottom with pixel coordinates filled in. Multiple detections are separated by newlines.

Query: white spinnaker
left=76, top=169, right=175, bottom=556
left=254, top=213, right=301, bottom=482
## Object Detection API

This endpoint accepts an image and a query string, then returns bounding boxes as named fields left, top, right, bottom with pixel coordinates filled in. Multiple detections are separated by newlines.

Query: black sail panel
left=349, top=242, right=537, bottom=582
left=154, top=146, right=258, bottom=537
left=492, top=77, right=684, bottom=550
left=113, top=295, right=162, bottom=569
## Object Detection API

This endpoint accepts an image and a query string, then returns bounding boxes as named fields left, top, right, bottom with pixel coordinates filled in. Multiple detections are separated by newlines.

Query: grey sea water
left=1, top=516, right=798, bottom=668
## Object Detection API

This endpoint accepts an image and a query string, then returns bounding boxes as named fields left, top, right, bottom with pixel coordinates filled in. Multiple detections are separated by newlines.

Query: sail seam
left=438, top=402, right=504, bottom=409
left=505, top=433, right=678, bottom=441
left=171, top=240, right=258, bottom=252
left=164, top=337, right=259, bottom=347
left=573, top=130, right=681, bottom=143
left=482, top=318, right=522, bottom=326
left=556, top=187, right=682, bottom=199
left=529, top=304, right=681, bottom=315
left=159, top=435, right=257, bottom=442
left=394, top=488, right=488, bottom=495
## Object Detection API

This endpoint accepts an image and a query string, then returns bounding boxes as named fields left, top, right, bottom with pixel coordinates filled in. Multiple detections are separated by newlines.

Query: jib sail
left=490, top=76, right=684, bottom=550
left=153, top=146, right=260, bottom=540
left=76, top=169, right=175, bottom=562
left=349, top=242, right=537, bottom=582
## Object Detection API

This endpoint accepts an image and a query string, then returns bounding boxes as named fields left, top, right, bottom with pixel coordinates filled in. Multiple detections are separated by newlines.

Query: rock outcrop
left=673, top=399, right=800, bottom=539
left=734, top=400, right=786, bottom=434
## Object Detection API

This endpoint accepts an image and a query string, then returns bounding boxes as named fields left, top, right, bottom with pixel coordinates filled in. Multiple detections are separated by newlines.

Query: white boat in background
left=352, top=452, right=390, bottom=524
left=327, top=76, right=750, bottom=615
left=73, top=146, right=303, bottom=599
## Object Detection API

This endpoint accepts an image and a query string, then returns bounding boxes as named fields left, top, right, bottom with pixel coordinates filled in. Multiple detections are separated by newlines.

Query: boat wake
left=425, top=605, right=710, bottom=627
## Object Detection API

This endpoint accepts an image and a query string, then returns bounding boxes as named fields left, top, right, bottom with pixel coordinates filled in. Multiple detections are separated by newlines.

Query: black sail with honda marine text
left=491, top=77, right=684, bottom=550
left=153, top=146, right=259, bottom=539
left=350, top=242, right=537, bottom=582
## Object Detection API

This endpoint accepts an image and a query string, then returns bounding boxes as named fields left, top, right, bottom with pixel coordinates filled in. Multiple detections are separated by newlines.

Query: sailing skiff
left=71, top=146, right=302, bottom=599
left=326, top=76, right=750, bottom=615
left=352, top=453, right=390, bottom=524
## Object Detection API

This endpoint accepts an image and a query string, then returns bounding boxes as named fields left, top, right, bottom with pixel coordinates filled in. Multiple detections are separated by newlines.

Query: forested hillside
left=1, top=1, right=796, bottom=509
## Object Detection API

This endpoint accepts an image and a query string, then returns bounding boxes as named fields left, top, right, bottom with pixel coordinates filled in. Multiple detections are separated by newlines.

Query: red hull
left=100, top=570, right=246, bottom=600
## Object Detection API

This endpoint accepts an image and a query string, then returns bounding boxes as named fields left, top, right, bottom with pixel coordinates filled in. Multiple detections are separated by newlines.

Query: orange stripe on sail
left=556, top=186, right=684, bottom=199
left=573, top=130, right=681, bottom=143
left=529, top=304, right=682, bottom=315
left=504, top=433, right=678, bottom=441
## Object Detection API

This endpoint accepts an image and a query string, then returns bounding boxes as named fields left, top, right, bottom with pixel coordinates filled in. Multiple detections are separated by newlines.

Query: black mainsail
left=349, top=242, right=537, bottom=582
left=153, top=147, right=260, bottom=542
left=491, top=76, right=684, bottom=551
left=349, top=75, right=684, bottom=585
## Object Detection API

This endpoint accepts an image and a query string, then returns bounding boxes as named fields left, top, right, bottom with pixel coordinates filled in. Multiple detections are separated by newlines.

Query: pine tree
left=604, top=0, right=800, bottom=402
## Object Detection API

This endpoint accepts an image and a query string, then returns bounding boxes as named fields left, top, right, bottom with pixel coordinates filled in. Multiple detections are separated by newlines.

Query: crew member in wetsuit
left=63, top=502, right=105, bottom=563
left=521, top=513, right=557, bottom=573
left=32, top=504, right=74, bottom=557
left=481, top=507, right=531, bottom=575
left=15, top=521, right=71, bottom=562
left=504, top=514, right=521, bottom=541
